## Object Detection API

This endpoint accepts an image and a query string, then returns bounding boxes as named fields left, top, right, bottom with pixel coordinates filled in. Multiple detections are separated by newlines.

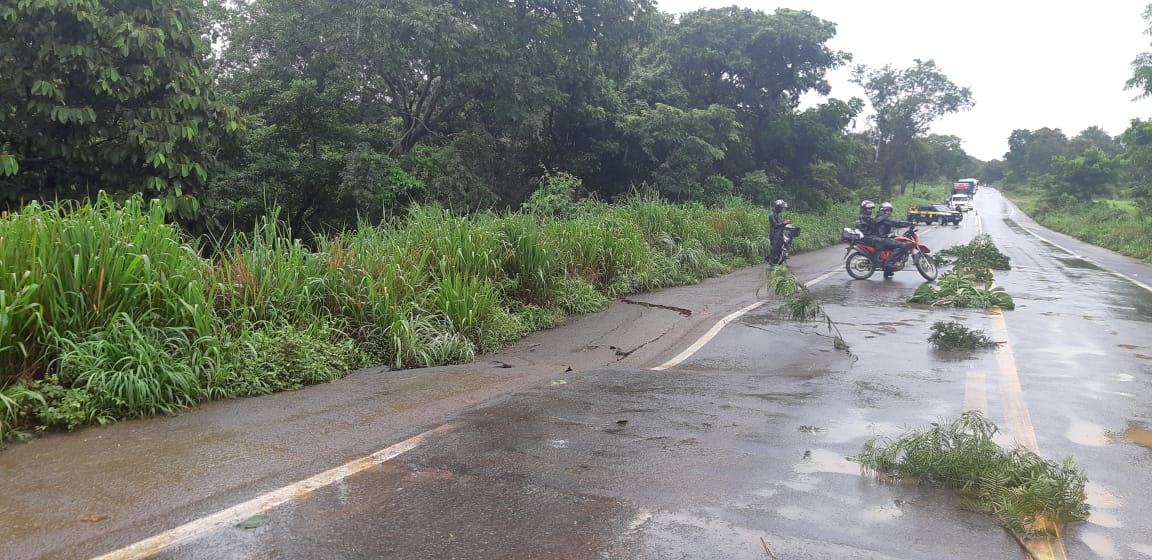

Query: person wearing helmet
left=872, top=202, right=914, bottom=277
left=767, top=199, right=791, bottom=265
left=856, top=200, right=877, bottom=235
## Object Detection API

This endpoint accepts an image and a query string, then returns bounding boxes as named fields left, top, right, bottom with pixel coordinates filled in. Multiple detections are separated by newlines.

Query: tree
left=1004, top=128, right=1070, bottom=181
left=1070, top=126, right=1122, bottom=157
left=1049, top=146, right=1118, bottom=201
left=851, top=59, right=974, bottom=196
left=664, top=7, right=850, bottom=174
left=214, top=0, right=657, bottom=228
left=1120, top=118, right=1152, bottom=212
left=1127, top=3, right=1152, bottom=99
left=901, top=134, right=969, bottom=187
left=0, top=0, right=241, bottom=213
left=619, top=103, right=739, bottom=203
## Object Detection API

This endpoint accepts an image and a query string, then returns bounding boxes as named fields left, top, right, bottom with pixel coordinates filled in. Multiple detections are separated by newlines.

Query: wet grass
left=0, top=189, right=875, bottom=443
left=849, top=411, right=1089, bottom=538
left=1013, top=195, right=1152, bottom=261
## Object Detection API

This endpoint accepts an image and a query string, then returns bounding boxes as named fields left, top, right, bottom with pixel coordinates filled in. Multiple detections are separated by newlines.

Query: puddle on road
left=791, top=449, right=860, bottom=476
left=1130, top=542, right=1152, bottom=556
left=860, top=501, right=905, bottom=522
left=1110, top=422, right=1152, bottom=448
left=1086, top=482, right=1124, bottom=510
left=1066, top=419, right=1152, bottom=448
left=1080, top=532, right=1119, bottom=558
left=1066, top=419, right=1109, bottom=446
left=1087, top=508, right=1122, bottom=528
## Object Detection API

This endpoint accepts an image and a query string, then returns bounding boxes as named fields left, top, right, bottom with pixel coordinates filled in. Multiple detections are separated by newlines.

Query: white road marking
left=89, top=423, right=455, bottom=560
left=651, top=267, right=839, bottom=370
left=1004, top=199, right=1152, bottom=294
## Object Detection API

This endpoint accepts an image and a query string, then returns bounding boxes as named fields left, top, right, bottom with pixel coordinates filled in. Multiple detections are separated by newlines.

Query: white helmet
left=774, top=199, right=788, bottom=211
left=880, top=202, right=893, bottom=213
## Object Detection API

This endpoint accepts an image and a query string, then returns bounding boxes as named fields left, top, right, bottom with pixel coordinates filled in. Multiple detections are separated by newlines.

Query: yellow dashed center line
left=988, top=306, right=1067, bottom=560
left=976, top=210, right=1067, bottom=559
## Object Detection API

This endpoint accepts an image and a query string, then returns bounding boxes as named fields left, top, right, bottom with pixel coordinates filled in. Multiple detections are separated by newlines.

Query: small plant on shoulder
left=907, top=272, right=1015, bottom=309
left=759, top=266, right=849, bottom=351
left=848, top=411, right=1089, bottom=542
left=928, top=320, right=1000, bottom=351
left=936, top=234, right=1011, bottom=283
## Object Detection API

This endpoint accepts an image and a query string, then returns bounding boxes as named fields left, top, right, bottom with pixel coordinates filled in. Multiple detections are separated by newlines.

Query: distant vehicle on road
left=950, top=193, right=973, bottom=212
left=953, top=178, right=978, bottom=196
left=907, top=204, right=963, bottom=225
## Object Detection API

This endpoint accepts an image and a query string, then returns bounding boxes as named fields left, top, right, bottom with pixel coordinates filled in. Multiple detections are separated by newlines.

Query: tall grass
left=0, top=194, right=214, bottom=385
left=1027, top=199, right=1152, bottom=261
left=1, top=188, right=880, bottom=443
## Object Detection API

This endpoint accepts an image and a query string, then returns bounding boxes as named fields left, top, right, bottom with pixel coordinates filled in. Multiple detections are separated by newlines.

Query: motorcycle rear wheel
left=914, top=253, right=939, bottom=281
left=845, top=252, right=875, bottom=280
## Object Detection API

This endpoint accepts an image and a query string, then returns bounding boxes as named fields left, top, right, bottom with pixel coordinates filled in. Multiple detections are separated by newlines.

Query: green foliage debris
left=936, top=234, right=1011, bottom=283
left=907, top=273, right=1016, bottom=309
left=849, top=411, right=1089, bottom=537
left=927, top=321, right=1000, bottom=351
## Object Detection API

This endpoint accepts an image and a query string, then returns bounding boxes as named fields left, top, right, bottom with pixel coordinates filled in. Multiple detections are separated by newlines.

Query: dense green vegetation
left=2, top=0, right=982, bottom=241
left=0, top=179, right=957, bottom=443
left=850, top=411, right=1089, bottom=539
left=2, top=0, right=1151, bottom=450
left=0, top=185, right=853, bottom=443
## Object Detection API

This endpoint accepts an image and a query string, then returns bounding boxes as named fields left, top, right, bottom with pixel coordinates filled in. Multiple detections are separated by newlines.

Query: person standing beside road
left=872, top=202, right=914, bottom=277
left=767, top=199, right=791, bottom=265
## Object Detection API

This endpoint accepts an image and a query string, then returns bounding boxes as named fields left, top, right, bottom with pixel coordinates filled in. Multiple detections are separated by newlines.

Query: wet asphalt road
left=2, top=190, right=1152, bottom=559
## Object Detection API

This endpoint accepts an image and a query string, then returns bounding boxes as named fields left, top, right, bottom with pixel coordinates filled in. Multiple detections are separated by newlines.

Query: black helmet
left=860, top=200, right=876, bottom=212
left=774, top=199, right=788, bottom=211
left=880, top=202, right=893, bottom=213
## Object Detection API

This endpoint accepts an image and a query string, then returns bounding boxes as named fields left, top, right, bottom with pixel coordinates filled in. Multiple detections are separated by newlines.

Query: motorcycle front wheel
left=914, top=253, right=939, bottom=281
left=845, top=251, right=875, bottom=280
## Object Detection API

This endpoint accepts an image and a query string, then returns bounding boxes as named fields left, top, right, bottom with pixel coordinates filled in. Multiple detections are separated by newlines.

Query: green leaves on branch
left=907, top=272, right=1015, bottom=309
left=849, top=411, right=1089, bottom=538
left=0, top=0, right=241, bottom=207
left=935, top=233, right=1010, bottom=283
left=927, top=320, right=1000, bottom=351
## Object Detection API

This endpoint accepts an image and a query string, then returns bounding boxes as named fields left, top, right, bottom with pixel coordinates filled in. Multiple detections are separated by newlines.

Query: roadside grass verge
left=1011, top=194, right=1152, bottom=262
left=0, top=189, right=870, bottom=443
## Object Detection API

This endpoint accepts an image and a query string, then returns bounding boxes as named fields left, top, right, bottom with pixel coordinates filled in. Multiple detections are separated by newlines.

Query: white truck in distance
left=950, top=193, right=973, bottom=212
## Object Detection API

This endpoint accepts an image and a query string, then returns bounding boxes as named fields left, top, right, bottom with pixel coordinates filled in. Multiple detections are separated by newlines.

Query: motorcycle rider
left=856, top=200, right=877, bottom=234
left=767, top=199, right=791, bottom=265
left=872, top=202, right=914, bottom=277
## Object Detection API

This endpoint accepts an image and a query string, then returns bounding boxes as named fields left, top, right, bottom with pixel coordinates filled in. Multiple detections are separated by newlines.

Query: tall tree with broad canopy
left=851, top=59, right=974, bottom=196
left=0, top=0, right=241, bottom=214
left=1004, top=127, right=1070, bottom=181
left=660, top=7, right=851, bottom=184
left=214, top=0, right=655, bottom=232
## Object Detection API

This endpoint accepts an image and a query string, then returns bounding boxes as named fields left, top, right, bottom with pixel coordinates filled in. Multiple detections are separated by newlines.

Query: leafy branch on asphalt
left=907, top=272, right=1016, bottom=309
left=848, top=411, right=1090, bottom=542
left=759, top=265, right=849, bottom=351
left=927, top=320, right=1001, bottom=351
left=935, top=233, right=1011, bottom=283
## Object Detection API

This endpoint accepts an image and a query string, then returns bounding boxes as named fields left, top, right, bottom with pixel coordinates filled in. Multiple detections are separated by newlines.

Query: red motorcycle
left=841, top=226, right=938, bottom=281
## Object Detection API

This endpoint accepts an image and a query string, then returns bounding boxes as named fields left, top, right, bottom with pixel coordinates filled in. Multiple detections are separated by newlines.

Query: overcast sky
left=654, top=1, right=1152, bottom=161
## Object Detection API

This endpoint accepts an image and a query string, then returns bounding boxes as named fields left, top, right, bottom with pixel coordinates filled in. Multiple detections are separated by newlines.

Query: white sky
left=654, top=0, right=1152, bottom=161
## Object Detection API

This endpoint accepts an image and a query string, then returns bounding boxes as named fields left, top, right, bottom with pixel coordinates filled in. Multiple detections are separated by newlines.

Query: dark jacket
left=770, top=210, right=786, bottom=239
left=872, top=213, right=913, bottom=237
left=855, top=212, right=876, bottom=236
